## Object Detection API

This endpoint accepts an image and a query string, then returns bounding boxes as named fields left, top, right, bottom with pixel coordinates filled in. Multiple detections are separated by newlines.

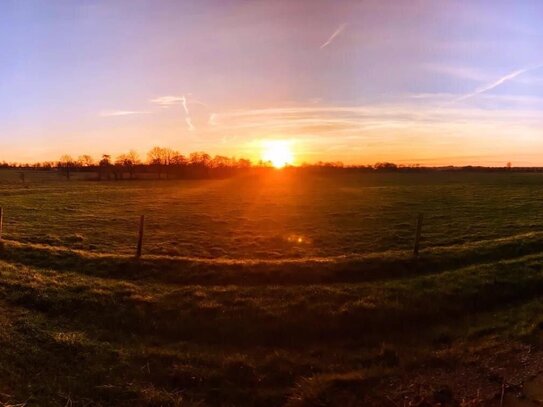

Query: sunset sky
left=1, top=0, right=543, bottom=165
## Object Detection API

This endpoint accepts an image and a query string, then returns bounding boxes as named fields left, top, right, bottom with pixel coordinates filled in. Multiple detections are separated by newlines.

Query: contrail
left=180, top=96, right=189, bottom=115
left=100, top=110, right=149, bottom=117
left=180, top=95, right=195, bottom=130
left=185, top=117, right=195, bottom=131
left=149, top=94, right=201, bottom=130
left=453, top=63, right=543, bottom=103
left=320, top=23, right=347, bottom=49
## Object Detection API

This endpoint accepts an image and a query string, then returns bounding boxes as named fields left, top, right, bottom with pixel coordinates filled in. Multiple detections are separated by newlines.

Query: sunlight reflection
left=285, top=234, right=312, bottom=245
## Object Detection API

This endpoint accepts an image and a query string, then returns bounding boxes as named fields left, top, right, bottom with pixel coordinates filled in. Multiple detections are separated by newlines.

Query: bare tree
left=59, top=154, right=75, bottom=180
left=147, top=146, right=178, bottom=179
left=99, top=154, right=111, bottom=180
left=189, top=152, right=211, bottom=166
left=237, top=158, right=251, bottom=169
left=211, top=155, right=232, bottom=168
left=116, top=150, right=141, bottom=179
left=147, top=147, right=164, bottom=179
left=170, top=153, right=187, bottom=166
left=78, top=155, right=95, bottom=167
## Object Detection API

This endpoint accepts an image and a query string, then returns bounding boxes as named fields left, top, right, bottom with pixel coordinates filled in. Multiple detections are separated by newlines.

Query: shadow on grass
left=1, top=232, right=543, bottom=285
left=4, top=243, right=543, bottom=348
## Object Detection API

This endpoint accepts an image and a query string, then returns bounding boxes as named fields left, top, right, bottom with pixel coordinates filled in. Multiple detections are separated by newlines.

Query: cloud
left=320, top=23, right=347, bottom=49
left=453, top=64, right=543, bottom=103
left=208, top=113, right=217, bottom=126
left=424, top=64, right=489, bottom=82
left=196, top=102, right=543, bottom=166
left=180, top=96, right=189, bottom=115
left=100, top=110, right=149, bottom=117
left=151, top=95, right=196, bottom=130
left=210, top=104, right=543, bottom=142
left=150, top=96, right=185, bottom=107
left=181, top=96, right=195, bottom=131
left=185, top=117, right=195, bottom=131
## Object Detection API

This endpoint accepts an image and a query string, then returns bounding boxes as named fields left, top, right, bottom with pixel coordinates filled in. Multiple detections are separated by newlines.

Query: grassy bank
left=0, top=238, right=542, bottom=404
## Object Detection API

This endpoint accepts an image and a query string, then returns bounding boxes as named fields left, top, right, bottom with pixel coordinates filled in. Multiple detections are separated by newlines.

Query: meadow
left=4, top=169, right=543, bottom=259
left=2, top=169, right=543, bottom=405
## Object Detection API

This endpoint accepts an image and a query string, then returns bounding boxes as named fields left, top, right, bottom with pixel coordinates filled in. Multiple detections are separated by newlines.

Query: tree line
left=0, top=147, right=528, bottom=181
left=52, top=147, right=256, bottom=180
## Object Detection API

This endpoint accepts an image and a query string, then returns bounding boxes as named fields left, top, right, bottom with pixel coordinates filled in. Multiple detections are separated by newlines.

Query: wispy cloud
left=185, top=117, right=195, bottom=131
left=453, top=64, right=543, bottom=103
left=320, top=23, right=347, bottom=49
left=180, top=96, right=189, bottom=115
left=211, top=103, right=543, bottom=146
left=151, top=95, right=195, bottom=131
left=150, top=96, right=185, bottom=108
left=425, top=64, right=489, bottom=82
left=181, top=96, right=195, bottom=131
left=208, top=113, right=217, bottom=126
left=100, top=110, right=149, bottom=117
left=195, top=102, right=543, bottom=165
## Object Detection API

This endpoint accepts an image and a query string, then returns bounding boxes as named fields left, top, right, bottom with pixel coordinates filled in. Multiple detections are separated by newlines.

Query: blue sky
left=1, top=0, right=542, bottom=164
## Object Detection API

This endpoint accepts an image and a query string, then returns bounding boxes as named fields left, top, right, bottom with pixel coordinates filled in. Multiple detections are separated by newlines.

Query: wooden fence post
left=136, top=214, right=144, bottom=258
left=413, top=213, right=423, bottom=256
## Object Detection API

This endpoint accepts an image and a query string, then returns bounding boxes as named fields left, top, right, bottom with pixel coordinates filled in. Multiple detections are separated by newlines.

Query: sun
left=261, top=140, right=294, bottom=168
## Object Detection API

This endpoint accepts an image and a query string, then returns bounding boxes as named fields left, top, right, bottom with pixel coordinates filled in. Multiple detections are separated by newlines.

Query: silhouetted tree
left=116, top=150, right=141, bottom=179
left=374, top=162, right=398, bottom=171
left=237, top=158, right=251, bottom=169
left=78, top=155, right=95, bottom=167
left=59, top=154, right=74, bottom=180
left=189, top=152, right=211, bottom=166
left=170, top=153, right=187, bottom=166
left=147, top=146, right=166, bottom=179
left=99, top=154, right=112, bottom=180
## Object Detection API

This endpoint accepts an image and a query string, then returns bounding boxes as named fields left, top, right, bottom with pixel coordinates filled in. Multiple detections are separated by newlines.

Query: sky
left=1, top=0, right=543, bottom=165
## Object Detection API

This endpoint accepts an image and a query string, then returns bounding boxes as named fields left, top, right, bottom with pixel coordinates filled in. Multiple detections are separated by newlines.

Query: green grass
left=4, top=169, right=543, bottom=258
left=1, top=169, right=543, bottom=405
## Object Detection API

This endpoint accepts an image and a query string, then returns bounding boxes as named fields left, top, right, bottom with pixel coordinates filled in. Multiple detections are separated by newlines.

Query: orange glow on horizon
left=261, top=140, right=294, bottom=168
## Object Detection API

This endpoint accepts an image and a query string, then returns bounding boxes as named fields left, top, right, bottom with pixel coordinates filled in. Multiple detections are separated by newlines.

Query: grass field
left=2, top=169, right=543, bottom=405
left=4, top=169, right=543, bottom=258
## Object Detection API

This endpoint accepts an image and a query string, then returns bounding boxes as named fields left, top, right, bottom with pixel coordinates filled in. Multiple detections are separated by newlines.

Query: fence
left=0, top=207, right=427, bottom=259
